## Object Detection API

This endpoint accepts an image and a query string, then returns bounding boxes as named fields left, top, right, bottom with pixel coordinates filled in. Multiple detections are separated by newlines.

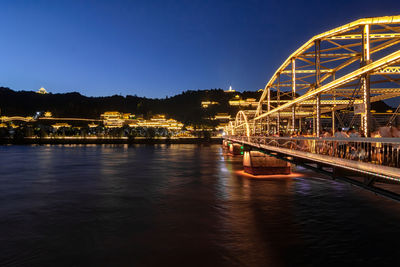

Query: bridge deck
left=226, top=136, right=400, bottom=182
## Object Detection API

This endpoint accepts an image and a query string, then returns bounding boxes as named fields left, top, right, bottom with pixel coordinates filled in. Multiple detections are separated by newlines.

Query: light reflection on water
left=1, top=144, right=400, bottom=266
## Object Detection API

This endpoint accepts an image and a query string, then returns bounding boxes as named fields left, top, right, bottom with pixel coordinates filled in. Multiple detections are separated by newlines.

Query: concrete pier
left=229, top=143, right=243, bottom=155
left=222, top=140, right=230, bottom=149
left=243, top=151, right=291, bottom=175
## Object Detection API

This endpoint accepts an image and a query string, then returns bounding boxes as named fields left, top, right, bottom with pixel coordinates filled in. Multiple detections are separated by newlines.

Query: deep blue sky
left=0, top=0, right=399, bottom=98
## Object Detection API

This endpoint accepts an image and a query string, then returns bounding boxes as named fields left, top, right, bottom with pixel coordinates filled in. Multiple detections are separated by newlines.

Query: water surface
left=1, top=144, right=400, bottom=266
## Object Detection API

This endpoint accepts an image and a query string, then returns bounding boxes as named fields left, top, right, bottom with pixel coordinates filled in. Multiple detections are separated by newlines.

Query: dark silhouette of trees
left=0, top=87, right=260, bottom=126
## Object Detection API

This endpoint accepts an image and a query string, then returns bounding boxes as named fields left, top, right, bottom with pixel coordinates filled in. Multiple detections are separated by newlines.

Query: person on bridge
left=297, top=130, right=309, bottom=151
left=334, top=128, right=349, bottom=158
left=322, top=129, right=332, bottom=138
left=391, top=126, right=400, bottom=138
left=348, top=128, right=361, bottom=138
left=347, top=128, right=360, bottom=159
left=320, top=129, right=332, bottom=155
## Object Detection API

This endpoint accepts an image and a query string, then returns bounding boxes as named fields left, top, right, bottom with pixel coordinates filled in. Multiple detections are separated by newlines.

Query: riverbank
left=0, top=136, right=222, bottom=145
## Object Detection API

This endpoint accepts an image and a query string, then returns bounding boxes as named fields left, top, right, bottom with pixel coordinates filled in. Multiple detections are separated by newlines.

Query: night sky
left=0, top=0, right=399, bottom=98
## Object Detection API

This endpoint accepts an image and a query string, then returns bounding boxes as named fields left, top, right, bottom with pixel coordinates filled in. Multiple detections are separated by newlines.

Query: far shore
left=0, top=136, right=222, bottom=145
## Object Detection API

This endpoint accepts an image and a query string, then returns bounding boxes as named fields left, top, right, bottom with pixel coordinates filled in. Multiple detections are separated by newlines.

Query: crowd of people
left=270, top=125, right=400, bottom=139
left=254, top=125, right=400, bottom=167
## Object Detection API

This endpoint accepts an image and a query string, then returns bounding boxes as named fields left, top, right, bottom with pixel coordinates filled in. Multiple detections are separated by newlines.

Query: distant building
left=9, top=123, right=19, bottom=129
left=100, top=112, right=184, bottom=130
left=37, top=87, right=48, bottom=94
left=201, top=101, right=219, bottom=108
left=166, top=118, right=184, bottom=130
left=135, top=115, right=183, bottom=130
left=100, top=111, right=125, bottom=128
left=213, top=113, right=231, bottom=120
left=216, top=122, right=229, bottom=131
left=44, top=111, right=52, bottom=118
left=101, top=111, right=121, bottom=120
left=224, top=86, right=236, bottom=93
left=229, top=97, right=258, bottom=107
left=88, top=123, right=99, bottom=128
left=150, top=114, right=166, bottom=122
left=122, top=113, right=135, bottom=120
left=52, top=123, right=71, bottom=130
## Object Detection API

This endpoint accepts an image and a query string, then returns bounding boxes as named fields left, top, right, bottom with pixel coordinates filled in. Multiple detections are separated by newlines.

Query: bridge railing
left=228, top=136, right=400, bottom=169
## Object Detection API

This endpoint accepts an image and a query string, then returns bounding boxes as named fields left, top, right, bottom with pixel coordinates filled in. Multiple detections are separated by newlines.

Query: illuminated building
left=151, top=114, right=166, bottom=121
left=100, top=111, right=125, bottom=128
left=88, top=123, right=99, bottom=128
left=213, top=113, right=231, bottom=121
left=44, top=111, right=52, bottom=118
left=134, top=115, right=184, bottom=130
left=37, top=87, right=48, bottom=94
left=201, top=101, right=219, bottom=108
left=229, top=97, right=258, bottom=107
left=213, top=114, right=231, bottom=133
left=52, top=123, right=71, bottom=129
left=216, top=122, right=229, bottom=131
left=0, top=116, right=34, bottom=122
left=166, top=118, right=184, bottom=130
left=224, top=86, right=236, bottom=93
left=122, top=113, right=135, bottom=120
left=100, top=112, right=185, bottom=131
left=101, top=111, right=121, bottom=120
left=104, top=119, right=124, bottom=128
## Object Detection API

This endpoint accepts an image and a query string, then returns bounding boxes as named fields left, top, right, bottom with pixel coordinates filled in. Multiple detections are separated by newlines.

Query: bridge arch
left=253, top=15, right=400, bottom=137
left=234, top=110, right=251, bottom=138
left=228, top=121, right=235, bottom=135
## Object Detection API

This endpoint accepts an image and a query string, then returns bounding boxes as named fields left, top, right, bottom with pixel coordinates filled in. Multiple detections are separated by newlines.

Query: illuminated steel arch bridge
left=225, top=16, right=400, bottom=198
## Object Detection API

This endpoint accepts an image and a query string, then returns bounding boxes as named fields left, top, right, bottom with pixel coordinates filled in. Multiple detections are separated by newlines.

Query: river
left=1, top=144, right=400, bottom=266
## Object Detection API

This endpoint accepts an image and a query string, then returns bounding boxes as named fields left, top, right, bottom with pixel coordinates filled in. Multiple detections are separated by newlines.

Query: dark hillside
left=0, top=87, right=259, bottom=125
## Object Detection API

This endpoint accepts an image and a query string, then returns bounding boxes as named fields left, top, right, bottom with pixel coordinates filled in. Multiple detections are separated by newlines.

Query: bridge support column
left=276, top=114, right=280, bottom=135
left=267, top=87, right=271, bottom=134
left=361, top=24, right=371, bottom=137
left=316, top=93, right=321, bottom=137
left=277, top=74, right=281, bottom=135
left=292, top=112, right=296, bottom=132
left=313, top=113, right=316, bottom=135
left=291, top=58, right=296, bottom=132
left=332, top=73, right=336, bottom=135
left=361, top=77, right=371, bottom=137
left=315, top=40, right=321, bottom=137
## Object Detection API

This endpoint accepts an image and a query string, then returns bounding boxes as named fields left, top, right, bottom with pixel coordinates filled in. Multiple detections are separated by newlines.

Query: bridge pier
left=243, top=151, right=291, bottom=175
left=229, top=143, right=244, bottom=155
left=222, top=139, right=230, bottom=149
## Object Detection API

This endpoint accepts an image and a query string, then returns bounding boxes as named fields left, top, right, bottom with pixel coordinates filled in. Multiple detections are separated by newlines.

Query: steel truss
left=228, top=16, right=400, bottom=137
